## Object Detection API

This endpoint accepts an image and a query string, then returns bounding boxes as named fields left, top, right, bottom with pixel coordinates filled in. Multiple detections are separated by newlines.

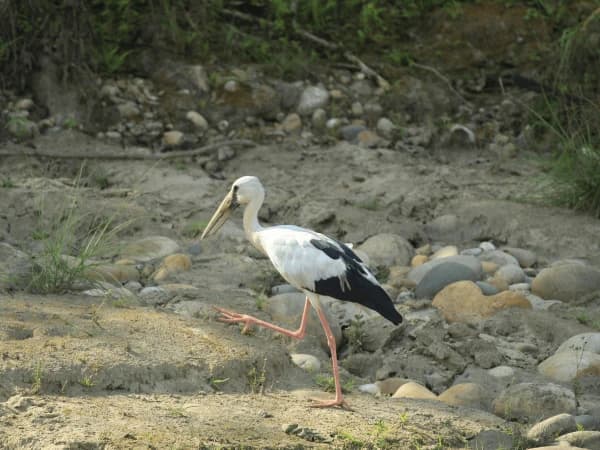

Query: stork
left=201, top=176, right=402, bottom=408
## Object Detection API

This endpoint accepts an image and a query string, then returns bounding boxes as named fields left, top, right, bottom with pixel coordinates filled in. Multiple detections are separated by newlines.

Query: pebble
left=502, top=247, right=537, bottom=268
left=495, top=264, right=526, bottom=284
left=461, top=247, right=483, bottom=257
left=468, top=430, right=514, bottom=450
left=488, top=365, right=515, bottom=378
left=357, top=233, right=413, bottom=268
left=186, top=111, right=209, bottom=130
left=509, top=282, right=530, bottom=292
left=479, top=241, right=496, bottom=251
left=281, top=113, right=302, bottom=134
left=392, top=382, right=437, bottom=400
left=432, top=280, right=531, bottom=324
left=408, top=255, right=482, bottom=285
left=376, top=117, right=395, bottom=139
left=481, top=261, right=499, bottom=275
left=271, top=284, right=300, bottom=295
left=117, top=101, right=140, bottom=119
left=217, top=146, right=235, bottom=161
left=16, top=98, right=34, bottom=110
left=415, top=262, right=481, bottom=299
left=431, top=245, right=458, bottom=260
left=163, top=130, right=184, bottom=147
left=438, top=383, right=489, bottom=410
left=411, top=254, right=428, bottom=267
left=311, top=108, right=327, bottom=131
left=527, top=413, right=577, bottom=445
left=297, top=85, right=329, bottom=115
left=478, top=250, right=519, bottom=267
left=375, top=377, right=410, bottom=396
left=476, top=281, right=500, bottom=295
left=357, top=129, right=381, bottom=148
left=492, top=382, right=577, bottom=422
left=83, top=264, right=140, bottom=284
left=350, top=101, right=364, bottom=117
left=532, top=264, right=600, bottom=302
left=340, top=124, right=366, bottom=142
left=152, top=253, right=192, bottom=281
left=290, top=354, right=320, bottom=372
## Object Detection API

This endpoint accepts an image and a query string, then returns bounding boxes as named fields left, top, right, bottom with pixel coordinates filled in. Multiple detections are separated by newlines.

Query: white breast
left=256, top=226, right=347, bottom=291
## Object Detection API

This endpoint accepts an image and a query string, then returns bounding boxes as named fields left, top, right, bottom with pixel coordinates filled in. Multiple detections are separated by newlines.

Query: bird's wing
left=257, top=226, right=402, bottom=325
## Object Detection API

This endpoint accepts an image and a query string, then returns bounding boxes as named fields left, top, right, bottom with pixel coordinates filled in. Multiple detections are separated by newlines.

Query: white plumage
left=201, top=175, right=402, bottom=408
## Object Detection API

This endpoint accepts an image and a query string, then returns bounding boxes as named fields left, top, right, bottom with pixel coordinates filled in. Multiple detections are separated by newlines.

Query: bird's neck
left=243, top=195, right=265, bottom=253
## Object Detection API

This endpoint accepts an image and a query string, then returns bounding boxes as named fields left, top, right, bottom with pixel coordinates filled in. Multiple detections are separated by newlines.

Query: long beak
left=201, top=190, right=236, bottom=239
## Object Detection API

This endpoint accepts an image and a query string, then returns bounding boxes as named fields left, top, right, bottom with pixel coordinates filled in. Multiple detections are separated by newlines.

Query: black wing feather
left=309, top=238, right=402, bottom=325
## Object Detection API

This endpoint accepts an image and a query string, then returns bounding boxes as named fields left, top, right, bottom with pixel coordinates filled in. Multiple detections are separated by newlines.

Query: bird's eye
left=233, top=185, right=239, bottom=193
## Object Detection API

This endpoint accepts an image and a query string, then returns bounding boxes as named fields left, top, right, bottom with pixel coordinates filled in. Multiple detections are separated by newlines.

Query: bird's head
left=200, top=176, right=264, bottom=239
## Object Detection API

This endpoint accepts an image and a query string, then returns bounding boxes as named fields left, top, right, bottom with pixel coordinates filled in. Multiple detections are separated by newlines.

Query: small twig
left=411, top=62, right=468, bottom=104
left=0, top=139, right=256, bottom=160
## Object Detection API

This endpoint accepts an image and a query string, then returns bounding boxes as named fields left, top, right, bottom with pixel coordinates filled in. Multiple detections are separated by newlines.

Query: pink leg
left=214, top=297, right=311, bottom=339
left=311, top=305, right=350, bottom=409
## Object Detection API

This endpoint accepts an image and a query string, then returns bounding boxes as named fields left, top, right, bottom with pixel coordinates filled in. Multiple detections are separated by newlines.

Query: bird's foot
left=309, top=396, right=353, bottom=410
left=213, top=306, right=256, bottom=334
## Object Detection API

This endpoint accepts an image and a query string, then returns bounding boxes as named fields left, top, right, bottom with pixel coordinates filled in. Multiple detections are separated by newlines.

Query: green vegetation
left=30, top=361, right=44, bottom=394
left=247, top=358, right=267, bottom=394
left=26, top=176, right=131, bottom=294
left=314, top=373, right=355, bottom=393
left=346, top=314, right=367, bottom=353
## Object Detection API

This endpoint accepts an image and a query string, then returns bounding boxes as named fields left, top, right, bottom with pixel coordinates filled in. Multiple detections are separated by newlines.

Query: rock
left=139, top=286, right=172, bottom=305
left=121, top=236, right=179, bottom=262
left=486, top=275, right=509, bottom=292
left=558, top=431, right=600, bottom=450
left=265, top=293, right=342, bottom=351
left=532, top=264, right=600, bottom=301
left=431, top=245, right=459, bottom=260
left=495, top=264, right=526, bottom=285
left=415, top=262, right=481, bottom=299
left=186, top=111, right=209, bottom=130
left=321, top=297, right=378, bottom=328
left=478, top=250, right=519, bottom=267
left=411, top=254, right=428, bottom=267
left=527, top=413, right=577, bottom=445
left=492, top=382, right=577, bottom=422
left=298, top=202, right=335, bottom=228
left=297, top=85, right=329, bottom=115
left=0, top=242, right=32, bottom=290
left=341, top=352, right=383, bottom=379
left=481, top=261, right=499, bottom=275
left=117, top=101, right=140, bottom=119
left=538, top=350, right=600, bottom=382
left=467, top=429, right=514, bottom=450
left=392, top=382, right=437, bottom=400
left=153, top=254, right=192, bottom=281
left=509, top=282, right=531, bottom=292
left=425, top=214, right=460, bottom=241
left=340, top=124, right=366, bottom=142
left=82, top=283, right=135, bottom=300
left=479, top=241, right=496, bottom=252
left=376, top=117, right=395, bottom=139
left=488, top=365, right=515, bottom=378
left=502, top=247, right=537, bottom=268
left=7, top=116, right=38, bottom=139
left=217, top=146, right=235, bottom=161
left=357, top=130, right=381, bottom=148
left=290, top=354, right=320, bottom=372
left=408, top=255, right=482, bottom=285
left=83, top=264, right=140, bottom=284
left=281, top=113, right=302, bottom=134
left=345, top=315, right=403, bottom=353
left=350, top=101, right=364, bottom=117
left=357, top=233, right=413, bottom=268
left=556, top=333, right=600, bottom=355
left=358, top=383, right=379, bottom=395
left=16, top=98, right=34, bottom=110
left=376, top=377, right=411, bottom=396
left=163, top=130, right=184, bottom=148
left=438, top=383, right=490, bottom=411
left=432, top=281, right=531, bottom=324
left=476, top=281, right=500, bottom=296
left=311, top=109, right=327, bottom=131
